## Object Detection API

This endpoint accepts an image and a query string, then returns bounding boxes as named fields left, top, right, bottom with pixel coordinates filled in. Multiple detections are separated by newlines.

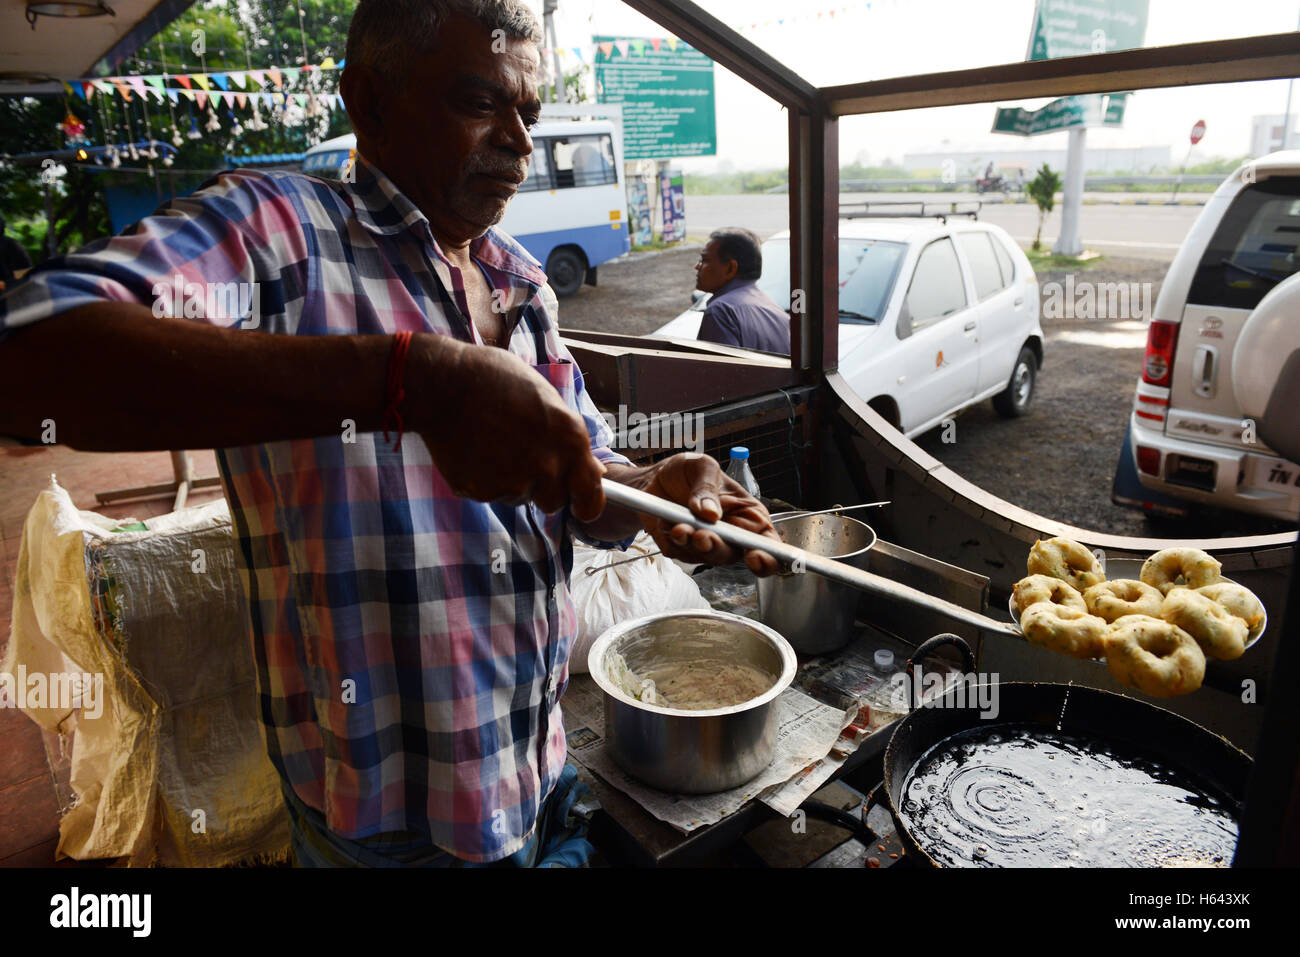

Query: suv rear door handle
left=1192, top=344, right=1217, bottom=399
left=963, top=321, right=976, bottom=332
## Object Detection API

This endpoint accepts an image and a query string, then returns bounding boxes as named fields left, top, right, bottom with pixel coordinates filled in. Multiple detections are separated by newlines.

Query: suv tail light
left=1142, top=320, right=1179, bottom=386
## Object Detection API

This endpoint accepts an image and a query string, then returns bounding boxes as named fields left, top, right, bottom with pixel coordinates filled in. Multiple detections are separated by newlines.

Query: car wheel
left=546, top=247, right=587, bottom=298
left=993, top=346, right=1037, bottom=418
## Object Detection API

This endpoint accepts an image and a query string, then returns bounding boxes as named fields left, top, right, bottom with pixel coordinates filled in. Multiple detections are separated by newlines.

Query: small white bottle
left=725, top=446, right=761, bottom=498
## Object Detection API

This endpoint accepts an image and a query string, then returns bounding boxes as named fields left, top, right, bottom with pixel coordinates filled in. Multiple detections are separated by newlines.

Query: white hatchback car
left=1125, top=151, right=1300, bottom=522
left=652, top=219, right=1044, bottom=437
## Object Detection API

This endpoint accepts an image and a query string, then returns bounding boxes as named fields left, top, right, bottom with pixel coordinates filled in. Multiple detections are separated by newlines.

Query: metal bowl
left=587, top=609, right=797, bottom=794
left=757, top=512, right=877, bottom=655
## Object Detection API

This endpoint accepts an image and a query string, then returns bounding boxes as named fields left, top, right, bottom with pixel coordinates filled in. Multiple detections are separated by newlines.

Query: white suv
left=652, top=218, right=1044, bottom=438
left=1126, top=152, right=1300, bottom=522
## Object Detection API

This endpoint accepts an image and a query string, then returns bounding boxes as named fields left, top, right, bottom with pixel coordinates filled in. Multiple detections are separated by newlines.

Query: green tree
left=1027, top=163, right=1062, bottom=251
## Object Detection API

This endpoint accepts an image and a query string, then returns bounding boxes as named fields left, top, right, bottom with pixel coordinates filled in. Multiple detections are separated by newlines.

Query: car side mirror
left=896, top=299, right=914, bottom=339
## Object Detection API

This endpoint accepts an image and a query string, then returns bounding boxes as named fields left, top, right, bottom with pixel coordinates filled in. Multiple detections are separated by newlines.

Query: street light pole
left=543, top=0, right=565, bottom=104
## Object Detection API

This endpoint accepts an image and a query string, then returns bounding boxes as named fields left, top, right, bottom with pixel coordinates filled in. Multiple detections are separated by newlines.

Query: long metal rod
left=771, top=501, right=890, bottom=523
left=602, top=479, right=1021, bottom=640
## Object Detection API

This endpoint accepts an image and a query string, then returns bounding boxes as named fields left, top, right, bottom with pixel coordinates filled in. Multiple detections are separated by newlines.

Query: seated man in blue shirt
left=694, top=228, right=790, bottom=355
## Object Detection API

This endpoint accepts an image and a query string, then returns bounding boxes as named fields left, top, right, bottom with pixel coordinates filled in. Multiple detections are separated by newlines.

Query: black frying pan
left=870, top=635, right=1253, bottom=868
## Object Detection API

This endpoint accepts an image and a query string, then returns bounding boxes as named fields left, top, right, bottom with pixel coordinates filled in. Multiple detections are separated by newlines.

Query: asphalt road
left=683, top=192, right=1204, bottom=260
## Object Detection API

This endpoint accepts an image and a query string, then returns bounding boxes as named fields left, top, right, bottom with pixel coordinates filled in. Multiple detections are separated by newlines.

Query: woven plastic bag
left=568, top=531, right=710, bottom=673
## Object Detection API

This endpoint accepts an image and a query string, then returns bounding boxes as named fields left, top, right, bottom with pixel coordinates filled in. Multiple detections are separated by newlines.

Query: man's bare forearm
left=0, top=303, right=448, bottom=451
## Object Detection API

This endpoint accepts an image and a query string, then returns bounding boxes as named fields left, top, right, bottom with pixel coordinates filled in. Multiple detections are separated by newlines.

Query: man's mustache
left=466, top=155, right=527, bottom=184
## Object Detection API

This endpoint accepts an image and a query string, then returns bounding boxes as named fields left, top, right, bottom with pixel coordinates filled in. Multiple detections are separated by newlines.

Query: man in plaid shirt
left=0, top=0, right=779, bottom=866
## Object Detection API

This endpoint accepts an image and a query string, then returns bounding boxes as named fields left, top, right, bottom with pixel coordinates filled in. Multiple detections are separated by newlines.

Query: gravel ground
left=556, top=248, right=1293, bottom=539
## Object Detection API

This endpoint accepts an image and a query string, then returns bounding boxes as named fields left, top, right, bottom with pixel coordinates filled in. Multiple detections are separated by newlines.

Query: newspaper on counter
left=562, top=676, right=853, bottom=832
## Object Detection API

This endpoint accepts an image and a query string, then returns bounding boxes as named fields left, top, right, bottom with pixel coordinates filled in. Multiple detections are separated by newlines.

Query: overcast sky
left=528, top=0, right=1300, bottom=170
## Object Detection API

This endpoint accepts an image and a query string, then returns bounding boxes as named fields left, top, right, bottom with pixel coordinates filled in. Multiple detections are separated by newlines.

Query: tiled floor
left=0, top=445, right=224, bottom=867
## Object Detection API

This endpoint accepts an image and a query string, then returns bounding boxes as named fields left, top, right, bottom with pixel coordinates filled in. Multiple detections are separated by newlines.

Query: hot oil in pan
left=898, top=724, right=1238, bottom=867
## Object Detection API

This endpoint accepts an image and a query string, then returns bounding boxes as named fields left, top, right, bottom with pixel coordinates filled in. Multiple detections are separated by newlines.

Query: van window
left=520, top=139, right=552, bottom=192
left=958, top=232, right=1005, bottom=300
left=904, top=238, right=968, bottom=334
left=1187, top=176, right=1300, bottom=310
left=551, top=134, right=617, bottom=188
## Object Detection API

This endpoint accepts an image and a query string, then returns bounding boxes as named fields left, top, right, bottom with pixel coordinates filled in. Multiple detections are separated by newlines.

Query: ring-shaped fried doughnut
left=1019, top=601, right=1108, bottom=659
left=1012, top=574, right=1087, bottom=618
left=1026, top=537, right=1106, bottom=592
left=1083, top=579, right=1164, bottom=623
left=1139, top=547, right=1222, bottom=595
left=1196, top=582, right=1265, bottom=630
left=1160, top=587, right=1249, bottom=661
left=1103, top=615, right=1205, bottom=698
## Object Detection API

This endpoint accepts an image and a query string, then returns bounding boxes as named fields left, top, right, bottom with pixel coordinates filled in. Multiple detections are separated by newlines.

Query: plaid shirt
left=0, top=157, right=632, bottom=862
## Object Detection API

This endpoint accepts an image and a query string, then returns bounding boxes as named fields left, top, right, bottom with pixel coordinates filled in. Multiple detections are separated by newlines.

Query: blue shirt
left=698, top=278, right=791, bottom=355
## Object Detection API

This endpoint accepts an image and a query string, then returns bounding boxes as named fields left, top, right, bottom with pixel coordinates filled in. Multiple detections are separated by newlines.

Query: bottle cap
left=874, top=649, right=895, bottom=671
left=729, top=446, right=750, bottom=460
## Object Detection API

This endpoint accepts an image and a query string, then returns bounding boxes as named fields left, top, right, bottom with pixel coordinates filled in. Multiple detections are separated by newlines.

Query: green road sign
left=594, top=36, right=716, bottom=160
left=992, top=92, right=1129, bottom=136
left=1027, top=0, right=1149, bottom=59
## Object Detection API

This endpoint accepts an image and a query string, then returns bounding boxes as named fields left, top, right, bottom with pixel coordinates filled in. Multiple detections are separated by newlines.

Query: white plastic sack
left=568, top=531, right=710, bottom=673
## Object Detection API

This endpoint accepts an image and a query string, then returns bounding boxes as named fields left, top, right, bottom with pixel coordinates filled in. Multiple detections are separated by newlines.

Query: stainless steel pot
left=587, top=609, right=797, bottom=794
left=757, top=512, right=877, bottom=655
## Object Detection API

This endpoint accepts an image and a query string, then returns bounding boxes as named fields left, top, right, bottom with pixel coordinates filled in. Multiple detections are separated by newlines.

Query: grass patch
left=631, top=239, right=691, bottom=252
left=1024, top=248, right=1105, bottom=270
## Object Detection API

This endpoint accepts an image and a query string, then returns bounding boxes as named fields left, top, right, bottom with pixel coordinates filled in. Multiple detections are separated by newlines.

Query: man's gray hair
left=346, top=0, right=543, bottom=80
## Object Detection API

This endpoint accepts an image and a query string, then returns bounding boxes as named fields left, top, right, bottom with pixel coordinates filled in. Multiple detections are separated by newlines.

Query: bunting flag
left=319, top=57, right=336, bottom=70
left=167, top=89, right=179, bottom=104
left=179, top=88, right=197, bottom=102
left=144, top=76, right=165, bottom=92
left=651, top=38, right=662, bottom=52
left=248, top=69, right=264, bottom=89
left=193, top=74, right=212, bottom=91
left=236, top=92, right=247, bottom=109
left=113, top=79, right=132, bottom=101
left=176, top=75, right=192, bottom=90
left=266, top=68, right=283, bottom=90
left=614, top=40, right=628, bottom=56
left=211, top=72, right=229, bottom=91
left=230, top=71, right=247, bottom=90
left=83, top=82, right=94, bottom=100
left=283, top=67, right=301, bottom=87
left=128, top=76, right=147, bottom=99
left=630, top=39, right=646, bottom=55
left=598, top=41, right=613, bottom=57
left=195, top=91, right=208, bottom=110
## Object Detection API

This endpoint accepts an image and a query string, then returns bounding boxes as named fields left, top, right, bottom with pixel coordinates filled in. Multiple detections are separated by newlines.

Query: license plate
left=1244, top=455, right=1300, bottom=493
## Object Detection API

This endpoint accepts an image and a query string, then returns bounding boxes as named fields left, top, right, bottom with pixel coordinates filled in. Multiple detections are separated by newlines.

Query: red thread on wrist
left=382, top=331, right=414, bottom=451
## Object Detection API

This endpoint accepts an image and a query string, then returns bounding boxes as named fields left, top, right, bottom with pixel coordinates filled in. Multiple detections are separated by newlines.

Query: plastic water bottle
left=725, top=446, right=761, bottom=498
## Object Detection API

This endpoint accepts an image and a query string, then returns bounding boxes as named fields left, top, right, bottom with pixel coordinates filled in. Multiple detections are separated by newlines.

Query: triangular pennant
left=294, top=93, right=307, bottom=107
left=336, top=59, right=345, bottom=69
left=113, top=79, right=132, bottom=101
left=614, top=40, right=629, bottom=56
left=631, top=39, right=646, bottom=55
left=176, top=75, right=192, bottom=90
left=71, top=82, right=86, bottom=100
left=319, top=56, right=336, bottom=70
left=168, top=89, right=180, bottom=104
left=194, top=74, right=212, bottom=91
left=83, top=82, right=95, bottom=100
left=179, top=88, right=197, bottom=102
left=571, top=47, right=585, bottom=62
left=262, top=92, right=275, bottom=105
left=283, top=67, right=301, bottom=87
left=267, top=69, right=283, bottom=90
left=599, top=41, right=613, bottom=57
left=230, top=71, right=247, bottom=90
left=248, top=69, right=264, bottom=89
left=651, top=38, right=662, bottom=52
left=145, top=76, right=164, bottom=91
left=666, top=38, right=678, bottom=51
left=236, top=92, right=248, bottom=109
left=196, top=91, right=208, bottom=109
left=222, top=91, right=235, bottom=107
left=127, top=76, right=146, bottom=99
left=211, top=73, right=229, bottom=91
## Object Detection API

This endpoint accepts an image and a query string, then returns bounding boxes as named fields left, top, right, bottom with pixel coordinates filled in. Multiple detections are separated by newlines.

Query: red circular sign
left=1190, top=120, right=1207, bottom=145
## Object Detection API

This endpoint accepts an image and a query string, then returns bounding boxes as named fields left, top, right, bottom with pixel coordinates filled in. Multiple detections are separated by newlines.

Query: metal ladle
left=601, top=478, right=1021, bottom=640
